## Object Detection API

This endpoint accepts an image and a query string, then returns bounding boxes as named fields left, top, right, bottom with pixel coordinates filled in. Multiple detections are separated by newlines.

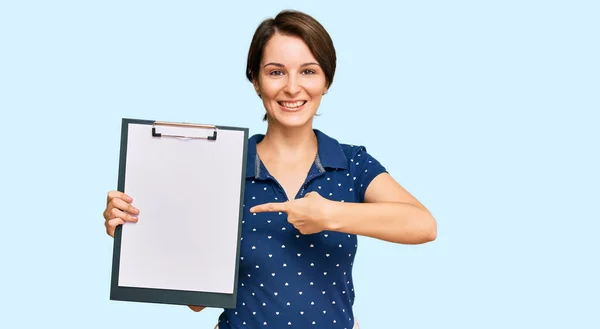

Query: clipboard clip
left=152, top=121, right=218, bottom=141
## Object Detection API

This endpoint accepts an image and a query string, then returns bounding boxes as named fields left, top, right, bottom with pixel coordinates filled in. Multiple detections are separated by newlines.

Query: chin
left=278, top=116, right=313, bottom=128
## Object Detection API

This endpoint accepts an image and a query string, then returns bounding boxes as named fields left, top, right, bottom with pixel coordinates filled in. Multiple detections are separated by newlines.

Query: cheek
left=305, top=79, right=327, bottom=96
left=307, top=87, right=326, bottom=99
left=260, top=81, right=285, bottom=100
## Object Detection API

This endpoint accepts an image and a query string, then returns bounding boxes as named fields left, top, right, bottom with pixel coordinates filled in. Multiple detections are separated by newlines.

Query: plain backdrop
left=1, top=1, right=598, bottom=328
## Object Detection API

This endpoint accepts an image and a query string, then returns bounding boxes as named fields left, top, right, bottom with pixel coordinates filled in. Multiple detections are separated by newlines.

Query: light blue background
left=1, top=0, right=598, bottom=328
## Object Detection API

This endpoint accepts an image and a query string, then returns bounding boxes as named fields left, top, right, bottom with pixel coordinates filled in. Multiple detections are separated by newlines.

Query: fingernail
left=132, top=216, right=138, bottom=221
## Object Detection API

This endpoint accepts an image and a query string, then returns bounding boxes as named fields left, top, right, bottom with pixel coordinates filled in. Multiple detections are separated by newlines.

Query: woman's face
left=254, top=33, right=328, bottom=128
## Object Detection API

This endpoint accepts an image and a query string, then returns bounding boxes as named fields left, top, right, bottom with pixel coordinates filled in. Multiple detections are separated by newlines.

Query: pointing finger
left=250, top=202, right=288, bottom=213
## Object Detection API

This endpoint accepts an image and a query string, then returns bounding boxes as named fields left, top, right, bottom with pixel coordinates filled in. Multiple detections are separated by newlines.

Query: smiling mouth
left=278, top=100, right=307, bottom=110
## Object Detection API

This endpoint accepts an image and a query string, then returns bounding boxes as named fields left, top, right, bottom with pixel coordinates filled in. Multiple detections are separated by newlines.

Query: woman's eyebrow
left=263, top=62, right=284, bottom=68
left=263, top=62, right=320, bottom=68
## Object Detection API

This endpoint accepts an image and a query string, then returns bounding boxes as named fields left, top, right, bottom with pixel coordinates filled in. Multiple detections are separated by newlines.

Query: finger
left=106, top=218, right=125, bottom=229
left=107, top=190, right=133, bottom=203
left=110, top=197, right=139, bottom=216
left=250, top=202, right=288, bottom=213
left=297, top=226, right=318, bottom=235
left=109, top=207, right=138, bottom=223
left=106, top=218, right=125, bottom=237
left=288, top=218, right=304, bottom=232
left=295, top=224, right=309, bottom=235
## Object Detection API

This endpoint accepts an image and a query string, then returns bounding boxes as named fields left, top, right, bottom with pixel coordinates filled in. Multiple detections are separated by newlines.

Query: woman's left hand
left=250, top=191, right=334, bottom=235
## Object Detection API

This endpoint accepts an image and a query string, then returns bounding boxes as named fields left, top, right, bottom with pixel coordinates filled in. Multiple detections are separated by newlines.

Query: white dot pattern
left=217, top=131, right=386, bottom=328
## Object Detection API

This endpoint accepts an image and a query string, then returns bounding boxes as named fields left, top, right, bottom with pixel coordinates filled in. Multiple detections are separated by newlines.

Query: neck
left=258, top=123, right=318, bottom=161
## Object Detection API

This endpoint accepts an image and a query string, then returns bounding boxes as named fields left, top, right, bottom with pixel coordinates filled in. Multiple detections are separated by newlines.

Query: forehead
left=261, top=33, right=317, bottom=64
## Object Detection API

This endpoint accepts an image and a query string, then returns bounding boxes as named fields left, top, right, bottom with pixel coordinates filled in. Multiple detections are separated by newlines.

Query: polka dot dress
left=217, top=130, right=387, bottom=329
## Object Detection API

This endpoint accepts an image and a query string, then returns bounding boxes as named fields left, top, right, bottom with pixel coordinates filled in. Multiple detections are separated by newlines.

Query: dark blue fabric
left=218, top=129, right=387, bottom=329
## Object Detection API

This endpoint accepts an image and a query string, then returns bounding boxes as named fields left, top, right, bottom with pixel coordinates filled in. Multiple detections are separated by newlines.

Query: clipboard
left=110, top=118, right=248, bottom=309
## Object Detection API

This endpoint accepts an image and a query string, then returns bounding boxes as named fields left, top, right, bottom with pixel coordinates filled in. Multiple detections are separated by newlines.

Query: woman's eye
left=269, top=70, right=283, bottom=76
left=302, top=69, right=316, bottom=75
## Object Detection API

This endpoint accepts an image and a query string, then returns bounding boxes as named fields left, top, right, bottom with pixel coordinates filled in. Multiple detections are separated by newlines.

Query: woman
left=103, top=10, right=437, bottom=329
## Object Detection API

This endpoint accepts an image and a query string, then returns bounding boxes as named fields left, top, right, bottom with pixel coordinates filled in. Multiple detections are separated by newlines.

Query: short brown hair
left=246, top=10, right=337, bottom=121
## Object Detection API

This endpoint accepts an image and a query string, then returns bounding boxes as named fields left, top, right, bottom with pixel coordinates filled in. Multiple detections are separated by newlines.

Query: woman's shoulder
left=315, top=129, right=371, bottom=156
left=322, top=132, right=388, bottom=202
left=315, top=129, right=385, bottom=173
left=327, top=136, right=377, bottom=163
left=338, top=142, right=369, bottom=157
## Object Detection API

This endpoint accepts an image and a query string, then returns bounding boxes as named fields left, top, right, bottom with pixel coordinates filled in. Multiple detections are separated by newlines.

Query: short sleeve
left=350, top=146, right=387, bottom=202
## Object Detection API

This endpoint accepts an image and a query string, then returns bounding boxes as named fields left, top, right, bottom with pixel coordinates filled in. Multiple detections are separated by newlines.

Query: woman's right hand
left=103, top=190, right=139, bottom=237
left=104, top=193, right=203, bottom=312
left=188, top=305, right=206, bottom=312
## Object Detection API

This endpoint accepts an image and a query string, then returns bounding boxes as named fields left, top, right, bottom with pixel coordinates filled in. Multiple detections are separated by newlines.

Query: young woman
left=103, top=10, right=437, bottom=329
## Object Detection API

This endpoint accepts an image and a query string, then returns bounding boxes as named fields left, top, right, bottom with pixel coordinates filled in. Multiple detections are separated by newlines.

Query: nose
left=283, top=74, right=301, bottom=95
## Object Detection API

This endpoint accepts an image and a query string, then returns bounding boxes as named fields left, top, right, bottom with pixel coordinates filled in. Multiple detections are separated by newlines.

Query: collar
left=245, top=129, right=348, bottom=179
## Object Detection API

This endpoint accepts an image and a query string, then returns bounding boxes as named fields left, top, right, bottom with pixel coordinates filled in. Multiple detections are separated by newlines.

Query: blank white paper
left=118, top=123, right=244, bottom=294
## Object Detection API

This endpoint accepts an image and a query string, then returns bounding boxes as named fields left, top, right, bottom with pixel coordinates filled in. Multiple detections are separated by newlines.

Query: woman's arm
left=326, top=173, right=437, bottom=244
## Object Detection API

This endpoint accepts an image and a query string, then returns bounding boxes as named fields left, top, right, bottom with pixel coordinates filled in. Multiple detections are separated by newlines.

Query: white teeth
left=280, top=101, right=305, bottom=108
